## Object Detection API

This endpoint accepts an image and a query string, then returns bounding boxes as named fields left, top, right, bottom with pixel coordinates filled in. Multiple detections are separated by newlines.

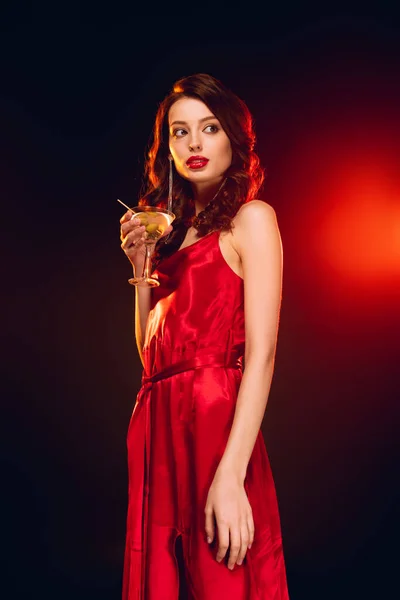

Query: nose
left=188, top=138, right=202, bottom=152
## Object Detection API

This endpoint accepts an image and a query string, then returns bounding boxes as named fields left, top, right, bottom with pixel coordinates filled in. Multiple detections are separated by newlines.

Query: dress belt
left=133, top=347, right=243, bottom=599
left=141, top=348, right=243, bottom=386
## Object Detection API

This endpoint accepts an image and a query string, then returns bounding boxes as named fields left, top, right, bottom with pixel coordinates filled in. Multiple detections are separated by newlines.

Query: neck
left=192, top=178, right=225, bottom=216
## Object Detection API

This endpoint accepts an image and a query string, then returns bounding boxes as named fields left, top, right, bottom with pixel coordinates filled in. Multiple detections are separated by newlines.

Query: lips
left=186, top=155, right=209, bottom=169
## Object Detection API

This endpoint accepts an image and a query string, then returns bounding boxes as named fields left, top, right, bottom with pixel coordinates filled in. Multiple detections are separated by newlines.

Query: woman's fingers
left=120, top=212, right=173, bottom=244
left=120, top=221, right=145, bottom=243
left=236, top=520, right=250, bottom=566
left=248, top=511, right=255, bottom=549
left=204, top=505, right=215, bottom=544
left=215, top=511, right=254, bottom=569
left=121, top=229, right=145, bottom=251
left=119, top=209, right=171, bottom=269
left=120, top=217, right=137, bottom=239
left=120, top=210, right=133, bottom=224
left=227, top=528, right=241, bottom=570
left=215, top=522, right=230, bottom=564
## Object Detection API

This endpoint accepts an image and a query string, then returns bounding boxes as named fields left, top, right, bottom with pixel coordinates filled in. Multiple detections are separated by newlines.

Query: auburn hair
left=139, top=73, right=265, bottom=267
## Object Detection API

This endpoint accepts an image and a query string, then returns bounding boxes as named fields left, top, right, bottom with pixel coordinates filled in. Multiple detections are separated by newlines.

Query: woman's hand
left=204, top=468, right=255, bottom=570
left=120, top=210, right=173, bottom=272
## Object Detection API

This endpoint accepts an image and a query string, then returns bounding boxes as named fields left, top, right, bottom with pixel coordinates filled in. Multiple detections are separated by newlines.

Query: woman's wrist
left=131, top=260, right=143, bottom=277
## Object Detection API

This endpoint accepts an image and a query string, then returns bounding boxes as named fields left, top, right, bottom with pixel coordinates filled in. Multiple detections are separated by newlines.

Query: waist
left=142, top=347, right=243, bottom=385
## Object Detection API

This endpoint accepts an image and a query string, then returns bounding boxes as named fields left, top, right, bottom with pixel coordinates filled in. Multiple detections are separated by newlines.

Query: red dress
left=122, top=230, right=289, bottom=599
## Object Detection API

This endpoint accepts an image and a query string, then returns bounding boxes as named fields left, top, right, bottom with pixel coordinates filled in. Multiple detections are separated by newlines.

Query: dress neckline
left=176, top=230, right=217, bottom=253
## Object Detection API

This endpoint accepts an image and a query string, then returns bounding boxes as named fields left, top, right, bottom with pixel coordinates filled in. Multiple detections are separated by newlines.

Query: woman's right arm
left=134, top=285, right=151, bottom=367
left=120, top=210, right=172, bottom=367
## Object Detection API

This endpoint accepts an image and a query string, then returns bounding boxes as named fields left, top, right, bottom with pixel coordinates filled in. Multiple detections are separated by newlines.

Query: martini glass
left=126, top=205, right=175, bottom=287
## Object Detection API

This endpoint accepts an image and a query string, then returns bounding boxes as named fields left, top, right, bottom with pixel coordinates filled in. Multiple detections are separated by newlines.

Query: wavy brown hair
left=139, top=73, right=265, bottom=266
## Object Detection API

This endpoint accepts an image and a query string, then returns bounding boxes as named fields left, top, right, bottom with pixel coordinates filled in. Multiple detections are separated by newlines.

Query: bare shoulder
left=235, top=199, right=276, bottom=222
left=231, top=200, right=278, bottom=251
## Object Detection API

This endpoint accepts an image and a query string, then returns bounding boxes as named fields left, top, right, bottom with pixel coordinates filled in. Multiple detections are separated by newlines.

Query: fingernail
left=237, top=560, right=242, bottom=565
left=207, top=537, right=212, bottom=544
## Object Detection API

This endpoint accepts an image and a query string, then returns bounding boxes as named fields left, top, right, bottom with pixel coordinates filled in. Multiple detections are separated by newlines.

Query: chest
left=178, top=228, right=243, bottom=280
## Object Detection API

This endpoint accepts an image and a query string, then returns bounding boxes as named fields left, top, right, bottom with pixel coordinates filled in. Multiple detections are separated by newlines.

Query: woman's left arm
left=219, top=200, right=283, bottom=477
left=204, top=200, right=283, bottom=569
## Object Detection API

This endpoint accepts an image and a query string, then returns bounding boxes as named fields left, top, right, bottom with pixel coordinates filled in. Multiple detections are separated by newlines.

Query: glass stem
left=142, top=243, right=155, bottom=280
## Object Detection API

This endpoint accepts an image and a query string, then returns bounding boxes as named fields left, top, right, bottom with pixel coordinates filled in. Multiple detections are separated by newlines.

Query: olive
left=146, top=223, right=160, bottom=234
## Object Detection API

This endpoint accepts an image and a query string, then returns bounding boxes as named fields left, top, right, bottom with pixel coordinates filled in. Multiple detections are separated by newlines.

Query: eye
left=204, top=124, right=219, bottom=133
left=171, top=128, right=187, bottom=138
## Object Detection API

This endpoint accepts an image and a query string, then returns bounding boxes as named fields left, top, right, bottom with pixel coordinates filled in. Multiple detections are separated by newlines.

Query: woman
left=119, top=73, right=289, bottom=599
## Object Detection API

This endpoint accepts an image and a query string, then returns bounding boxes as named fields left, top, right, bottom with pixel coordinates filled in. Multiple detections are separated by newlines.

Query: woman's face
left=168, top=97, right=232, bottom=186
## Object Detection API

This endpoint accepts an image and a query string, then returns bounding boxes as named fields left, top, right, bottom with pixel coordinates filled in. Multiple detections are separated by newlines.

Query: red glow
left=315, top=174, right=400, bottom=280
left=284, top=123, right=400, bottom=295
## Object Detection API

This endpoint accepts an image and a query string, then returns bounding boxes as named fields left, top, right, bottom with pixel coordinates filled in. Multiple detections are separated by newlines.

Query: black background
left=2, top=3, right=399, bottom=599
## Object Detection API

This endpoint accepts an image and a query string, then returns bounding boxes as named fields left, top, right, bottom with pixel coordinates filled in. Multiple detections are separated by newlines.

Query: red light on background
left=315, top=181, right=400, bottom=280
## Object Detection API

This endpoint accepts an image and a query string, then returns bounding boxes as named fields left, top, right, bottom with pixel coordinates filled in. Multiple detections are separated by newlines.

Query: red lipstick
left=186, top=155, right=209, bottom=169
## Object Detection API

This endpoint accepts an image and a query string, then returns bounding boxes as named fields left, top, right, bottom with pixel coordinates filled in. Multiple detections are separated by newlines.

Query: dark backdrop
left=2, top=5, right=399, bottom=599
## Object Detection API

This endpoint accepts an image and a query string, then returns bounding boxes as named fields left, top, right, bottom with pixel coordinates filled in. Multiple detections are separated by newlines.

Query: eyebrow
left=169, top=115, right=219, bottom=127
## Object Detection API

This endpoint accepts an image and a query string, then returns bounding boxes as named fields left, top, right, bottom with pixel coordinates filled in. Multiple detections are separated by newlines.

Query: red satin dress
left=122, top=230, right=289, bottom=600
